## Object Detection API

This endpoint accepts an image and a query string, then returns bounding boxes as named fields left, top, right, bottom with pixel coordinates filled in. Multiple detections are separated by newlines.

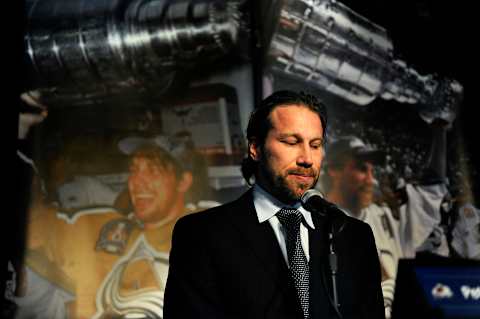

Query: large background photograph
left=7, top=0, right=478, bottom=318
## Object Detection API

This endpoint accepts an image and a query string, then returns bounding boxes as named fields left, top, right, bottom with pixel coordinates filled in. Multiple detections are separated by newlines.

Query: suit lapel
left=227, top=190, right=288, bottom=277
left=225, top=189, right=296, bottom=315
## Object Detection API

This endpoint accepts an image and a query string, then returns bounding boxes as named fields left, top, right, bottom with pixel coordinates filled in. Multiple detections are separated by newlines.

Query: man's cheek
left=150, top=179, right=165, bottom=190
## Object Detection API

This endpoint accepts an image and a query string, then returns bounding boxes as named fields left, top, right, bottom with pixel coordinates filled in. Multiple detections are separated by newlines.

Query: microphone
left=300, top=189, right=343, bottom=217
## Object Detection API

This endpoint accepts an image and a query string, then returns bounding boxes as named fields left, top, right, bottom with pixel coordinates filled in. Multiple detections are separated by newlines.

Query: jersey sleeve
left=399, top=183, right=449, bottom=257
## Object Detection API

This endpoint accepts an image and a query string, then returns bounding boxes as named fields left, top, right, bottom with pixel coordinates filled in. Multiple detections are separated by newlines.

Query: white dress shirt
left=252, top=184, right=315, bottom=266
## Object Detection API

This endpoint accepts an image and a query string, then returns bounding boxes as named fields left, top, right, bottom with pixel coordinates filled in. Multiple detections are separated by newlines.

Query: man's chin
left=359, top=195, right=373, bottom=208
left=270, top=174, right=316, bottom=203
left=293, top=180, right=315, bottom=195
left=133, top=208, right=152, bottom=221
left=283, top=184, right=311, bottom=202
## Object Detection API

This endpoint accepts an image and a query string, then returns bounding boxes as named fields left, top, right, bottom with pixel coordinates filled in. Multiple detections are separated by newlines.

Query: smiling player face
left=128, top=156, right=179, bottom=224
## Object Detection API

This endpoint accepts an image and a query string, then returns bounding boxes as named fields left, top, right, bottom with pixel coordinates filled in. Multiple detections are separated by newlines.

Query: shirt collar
left=252, top=184, right=315, bottom=229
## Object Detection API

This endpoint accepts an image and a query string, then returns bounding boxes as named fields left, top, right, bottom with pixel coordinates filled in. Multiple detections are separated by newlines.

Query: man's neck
left=254, top=182, right=299, bottom=207
left=142, top=197, right=185, bottom=229
left=143, top=217, right=175, bottom=230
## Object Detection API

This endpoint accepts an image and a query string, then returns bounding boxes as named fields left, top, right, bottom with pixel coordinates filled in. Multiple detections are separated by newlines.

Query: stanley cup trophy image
left=264, top=0, right=463, bottom=121
left=23, top=0, right=251, bottom=106
left=24, top=0, right=463, bottom=115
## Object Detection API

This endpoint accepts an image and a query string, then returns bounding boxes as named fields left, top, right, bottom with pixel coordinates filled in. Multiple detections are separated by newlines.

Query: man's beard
left=358, top=187, right=374, bottom=208
left=342, top=184, right=373, bottom=211
left=259, top=161, right=319, bottom=204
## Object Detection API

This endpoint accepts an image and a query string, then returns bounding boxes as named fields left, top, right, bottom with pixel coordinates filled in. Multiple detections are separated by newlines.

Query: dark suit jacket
left=164, top=190, right=385, bottom=319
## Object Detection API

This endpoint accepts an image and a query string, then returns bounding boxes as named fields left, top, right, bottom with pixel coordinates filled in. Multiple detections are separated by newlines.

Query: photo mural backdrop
left=7, top=0, right=478, bottom=318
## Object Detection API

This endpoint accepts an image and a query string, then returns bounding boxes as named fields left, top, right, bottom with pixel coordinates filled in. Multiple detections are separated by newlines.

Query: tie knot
left=276, top=208, right=302, bottom=229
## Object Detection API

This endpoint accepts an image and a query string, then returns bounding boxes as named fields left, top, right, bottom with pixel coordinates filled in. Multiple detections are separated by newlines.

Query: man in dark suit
left=164, top=90, right=385, bottom=319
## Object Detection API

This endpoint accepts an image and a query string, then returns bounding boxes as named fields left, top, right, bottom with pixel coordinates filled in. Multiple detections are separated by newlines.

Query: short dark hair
left=241, top=90, right=328, bottom=185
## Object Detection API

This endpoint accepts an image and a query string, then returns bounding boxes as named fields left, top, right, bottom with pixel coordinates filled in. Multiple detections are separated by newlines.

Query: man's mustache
left=359, top=185, right=374, bottom=193
left=287, top=168, right=317, bottom=177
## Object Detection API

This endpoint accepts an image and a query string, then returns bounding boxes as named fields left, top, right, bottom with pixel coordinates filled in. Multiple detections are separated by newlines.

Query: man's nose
left=129, top=172, right=146, bottom=187
left=297, top=144, right=313, bottom=167
left=365, top=168, right=375, bottom=185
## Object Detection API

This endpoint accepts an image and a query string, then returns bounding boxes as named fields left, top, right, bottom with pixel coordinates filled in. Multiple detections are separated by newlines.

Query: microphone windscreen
left=301, top=189, right=328, bottom=214
left=301, top=189, right=324, bottom=204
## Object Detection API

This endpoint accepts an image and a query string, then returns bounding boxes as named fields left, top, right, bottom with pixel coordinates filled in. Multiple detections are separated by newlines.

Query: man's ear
left=177, top=172, right=193, bottom=193
left=248, top=139, right=261, bottom=162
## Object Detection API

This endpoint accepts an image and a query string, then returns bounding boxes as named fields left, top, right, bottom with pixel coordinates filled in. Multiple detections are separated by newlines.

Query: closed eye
left=310, top=139, right=324, bottom=149
left=280, top=137, right=299, bottom=145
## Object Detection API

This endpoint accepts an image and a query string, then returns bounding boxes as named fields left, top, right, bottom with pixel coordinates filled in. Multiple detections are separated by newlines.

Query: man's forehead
left=351, top=157, right=375, bottom=169
left=342, top=156, right=373, bottom=168
left=270, top=105, right=324, bottom=133
left=274, top=102, right=306, bottom=109
left=271, top=103, right=320, bottom=118
left=130, top=154, right=170, bottom=168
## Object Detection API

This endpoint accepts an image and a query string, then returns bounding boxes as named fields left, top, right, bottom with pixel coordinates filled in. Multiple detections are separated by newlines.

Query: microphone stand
left=301, top=189, right=343, bottom=318
left=327, top=219, right=340, bottom=312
